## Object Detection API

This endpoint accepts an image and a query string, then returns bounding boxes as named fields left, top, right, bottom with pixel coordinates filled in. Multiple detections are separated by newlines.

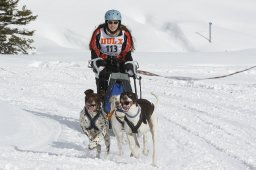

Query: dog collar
left=124, top=106, right=141, bottom=118
left=116, top=107, right=125, bottom=113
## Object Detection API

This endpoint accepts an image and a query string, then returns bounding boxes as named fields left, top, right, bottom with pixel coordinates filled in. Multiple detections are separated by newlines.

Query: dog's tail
left=150, top=92, right=159, bottom=108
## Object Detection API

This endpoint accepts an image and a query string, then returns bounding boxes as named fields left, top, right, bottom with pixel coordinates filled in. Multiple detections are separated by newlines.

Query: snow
left=1, top=0, right=256, bottom=169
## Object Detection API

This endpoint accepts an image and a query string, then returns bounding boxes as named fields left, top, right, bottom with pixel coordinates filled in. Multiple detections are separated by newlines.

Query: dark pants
left=96, top=62, right=126, bottom=93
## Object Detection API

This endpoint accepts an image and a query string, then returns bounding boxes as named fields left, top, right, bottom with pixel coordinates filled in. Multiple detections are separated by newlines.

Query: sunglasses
left=121, top=101, right=131, bottom=106
left=108, top=21, right=119, bottom=25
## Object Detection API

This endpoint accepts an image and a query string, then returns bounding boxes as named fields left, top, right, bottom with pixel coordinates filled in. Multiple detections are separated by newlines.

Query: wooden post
left=209, top=22, right=212, bottom=43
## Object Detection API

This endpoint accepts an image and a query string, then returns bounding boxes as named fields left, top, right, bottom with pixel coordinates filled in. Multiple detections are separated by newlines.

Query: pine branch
left=0, top=0, right=37, bottom=54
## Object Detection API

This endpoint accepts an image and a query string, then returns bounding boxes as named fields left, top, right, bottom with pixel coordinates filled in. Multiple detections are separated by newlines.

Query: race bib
left=99, top=28, right=124, bottom=56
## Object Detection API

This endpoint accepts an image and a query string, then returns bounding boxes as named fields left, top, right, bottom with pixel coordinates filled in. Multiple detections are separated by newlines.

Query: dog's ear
left=127, top=92, right=137, bottom=102
left=84, top=89, right=94, bottom=96
left=109, top=96, right=114, bottom=103
left=120, top=92, right=137, bottom=104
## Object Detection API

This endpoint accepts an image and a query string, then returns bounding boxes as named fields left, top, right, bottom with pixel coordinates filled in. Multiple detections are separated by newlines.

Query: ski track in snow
left=0, top=57, right=256, bottom=169
left=148, top=73, right=256, bottom=169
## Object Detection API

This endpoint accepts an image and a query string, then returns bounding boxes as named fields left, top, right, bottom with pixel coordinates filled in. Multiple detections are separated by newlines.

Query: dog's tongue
left=122, top=106, right=130, bottom=112
left=88, top=107, right=96, bottom=112
left=122, top=108, right=128, bottom=112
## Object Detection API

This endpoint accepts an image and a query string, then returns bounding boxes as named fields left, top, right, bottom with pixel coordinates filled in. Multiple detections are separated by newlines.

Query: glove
left=125, top=63, right=135, bottom=76
left=126, top=69, right=134, bottom=77
left=88, top=141, right=97, bottom=150
left=96, top=59, right=106, bottom=67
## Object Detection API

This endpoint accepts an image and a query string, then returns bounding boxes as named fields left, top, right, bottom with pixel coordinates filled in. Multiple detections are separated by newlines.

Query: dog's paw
left=96, top=153, right=100, bottom=158
left=151, top=163, right=158, bottom=168
left=131, top=151, right=140, bottom=158
left=88, top=141, right=97, bottom=150
left=143, top=148, right=149, bottom=156
left=96, top=145, right=102, bottom=159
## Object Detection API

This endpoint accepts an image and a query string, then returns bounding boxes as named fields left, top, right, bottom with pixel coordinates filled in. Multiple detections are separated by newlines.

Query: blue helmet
left=105, top=10, right=122, bottom=21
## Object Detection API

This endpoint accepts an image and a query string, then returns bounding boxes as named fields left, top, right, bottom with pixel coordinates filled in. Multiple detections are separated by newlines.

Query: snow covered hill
left=21, top=0, right=256, bottom=53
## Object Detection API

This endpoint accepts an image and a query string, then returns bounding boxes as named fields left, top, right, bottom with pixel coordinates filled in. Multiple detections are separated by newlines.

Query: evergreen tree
left=0, top=0, right=37, bottom=54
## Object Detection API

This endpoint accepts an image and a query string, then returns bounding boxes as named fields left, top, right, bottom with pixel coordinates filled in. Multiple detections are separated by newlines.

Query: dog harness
left=115, top=112, right=125, bottom=127
left=124, top=100, right=155, bottom=133
left=124, top=106, right=146, bottom=133
left=84, top=108, right=103, bottom=131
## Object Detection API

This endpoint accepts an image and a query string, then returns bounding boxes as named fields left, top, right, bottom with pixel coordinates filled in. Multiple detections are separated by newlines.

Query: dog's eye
left=125, top=93, right=135, bottom=100
left=121, top=101, right=131, bottom=106
left=87, top=104, right=96, bottom=107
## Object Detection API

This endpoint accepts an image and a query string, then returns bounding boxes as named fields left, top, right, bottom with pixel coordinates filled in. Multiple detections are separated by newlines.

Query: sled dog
left=120, top=91, right=158, bottom=166
left=79, top=89, right=110, bottom=158
left=108, top=95, right=127, bottom=156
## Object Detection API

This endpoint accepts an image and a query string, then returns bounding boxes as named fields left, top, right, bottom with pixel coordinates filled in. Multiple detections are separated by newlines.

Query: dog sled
left=88, top=56, right=142, bottom=113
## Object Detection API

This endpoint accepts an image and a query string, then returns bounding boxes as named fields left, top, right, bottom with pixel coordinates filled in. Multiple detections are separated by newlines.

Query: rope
left=138, top=65, right=256, bottom=81
left=201, top=65, right=256, bottom=80
left=106, top=109, right=116, bottom=120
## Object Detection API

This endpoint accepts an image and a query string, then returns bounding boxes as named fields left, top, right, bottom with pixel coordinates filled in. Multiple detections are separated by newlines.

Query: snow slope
left=1, top=52, right=256, bottom=169
left=21, top=0, right=256, bottom=52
